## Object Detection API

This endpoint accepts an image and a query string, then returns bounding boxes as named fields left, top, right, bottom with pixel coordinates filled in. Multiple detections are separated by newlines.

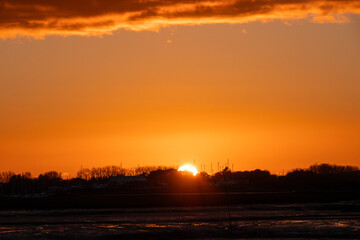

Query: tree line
left=0, top=166, right=175, bottom=183
left=76, top=165, right=174, bottom=180
left=0, top=163, right=359, bottom=195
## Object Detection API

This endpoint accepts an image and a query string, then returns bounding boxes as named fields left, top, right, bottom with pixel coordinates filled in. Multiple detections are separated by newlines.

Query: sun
left=178, top=164, right=198, bottom=176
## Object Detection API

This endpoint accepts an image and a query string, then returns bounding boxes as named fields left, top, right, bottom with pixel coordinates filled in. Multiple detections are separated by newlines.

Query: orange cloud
left=1, top=0, right=360, bottom=38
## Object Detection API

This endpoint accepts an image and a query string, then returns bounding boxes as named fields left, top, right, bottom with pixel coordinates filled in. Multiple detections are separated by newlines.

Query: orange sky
left=0, top=0, right=360, bottom=176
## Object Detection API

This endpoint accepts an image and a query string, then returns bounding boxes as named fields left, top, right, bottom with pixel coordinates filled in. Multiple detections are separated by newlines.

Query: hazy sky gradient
left=0, top=3, right=360, bottom=176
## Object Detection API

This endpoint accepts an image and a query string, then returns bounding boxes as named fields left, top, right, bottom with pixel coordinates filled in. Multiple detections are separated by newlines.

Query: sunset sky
left=0, top=0, right=360, bottom=176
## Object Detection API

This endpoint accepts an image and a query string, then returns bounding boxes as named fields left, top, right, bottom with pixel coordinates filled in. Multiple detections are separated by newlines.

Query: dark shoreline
left=1, top=191, right=359, bottom=209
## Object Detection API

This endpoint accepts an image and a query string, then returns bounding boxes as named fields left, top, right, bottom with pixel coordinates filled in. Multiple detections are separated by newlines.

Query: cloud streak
left=1, top=0, right=360, bottom=38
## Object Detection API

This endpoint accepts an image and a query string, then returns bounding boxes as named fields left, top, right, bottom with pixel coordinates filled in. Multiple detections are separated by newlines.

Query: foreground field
left=0, top=201, right=359, bottom=239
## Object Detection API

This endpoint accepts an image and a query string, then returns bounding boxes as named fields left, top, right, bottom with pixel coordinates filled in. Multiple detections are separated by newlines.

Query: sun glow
left=178, top=164, right=198, bottom=176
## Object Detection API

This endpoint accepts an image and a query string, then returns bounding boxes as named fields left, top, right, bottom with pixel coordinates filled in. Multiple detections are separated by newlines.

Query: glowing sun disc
left=178, top=164, right=198, bottom=176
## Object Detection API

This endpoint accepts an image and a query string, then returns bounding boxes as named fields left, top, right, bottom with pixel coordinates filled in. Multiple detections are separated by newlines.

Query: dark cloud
left=1, top=0, right=359, bottom=38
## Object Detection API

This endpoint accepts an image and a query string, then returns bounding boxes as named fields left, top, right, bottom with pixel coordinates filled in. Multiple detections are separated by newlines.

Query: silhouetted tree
left=39, top=171, right=62, bottom=180
left=0, top=171, right=15, bottom=183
